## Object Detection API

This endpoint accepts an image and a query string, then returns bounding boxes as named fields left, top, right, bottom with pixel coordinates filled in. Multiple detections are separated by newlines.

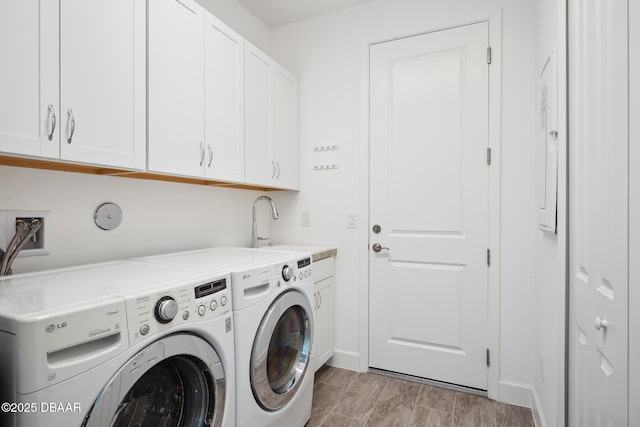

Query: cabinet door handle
left=276, top=162, right=281, bottom=179
left=271, top=161, right=276, bottom=178
left=199, top=142, right=205, bottom=166
left=207, top=144, right=213, bottom=167
left=47, top=104, right=56, bottom=141
left=66, top=109, right=75, bottom=144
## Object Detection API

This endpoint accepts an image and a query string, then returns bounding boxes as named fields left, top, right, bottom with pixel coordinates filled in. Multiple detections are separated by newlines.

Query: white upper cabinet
left=272, top=65, right=299, bottom=190
left=0, top=0, right=146, bottom=169
left=245, top=42, right=300, bottom=190
left=60, top=0, right=146, bottom=169
left=1, top=1, right=298, bottom=189
left=0, top=1, right=59, bottom=159
left=148, top=0, right=205, bottom=177
left=244, top=43, right=274, bottom=185
left=204, top=14, right=245, bottom=182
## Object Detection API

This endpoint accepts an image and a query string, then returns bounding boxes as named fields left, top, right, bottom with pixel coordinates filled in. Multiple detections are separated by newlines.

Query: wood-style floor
left=307, top=366, right=535, bottom=427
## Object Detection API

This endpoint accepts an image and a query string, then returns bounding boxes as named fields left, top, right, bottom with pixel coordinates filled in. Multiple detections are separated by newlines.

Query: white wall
left=532, top=0, right=567, bottom=425
left=0, top=166, right=270, bottom=273
left=268, top=0, right=536, bottom=404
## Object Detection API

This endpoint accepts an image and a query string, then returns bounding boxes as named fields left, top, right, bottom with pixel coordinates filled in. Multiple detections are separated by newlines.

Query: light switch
left=301, top=211, right=311, bottom=227
left=346, top=212, right=357, bottom=229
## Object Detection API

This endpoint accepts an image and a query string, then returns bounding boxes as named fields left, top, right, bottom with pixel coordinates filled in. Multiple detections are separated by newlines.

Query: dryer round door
left=82, top=333, right=226, bottom=427
left=251, top=289, right=313, bottom=411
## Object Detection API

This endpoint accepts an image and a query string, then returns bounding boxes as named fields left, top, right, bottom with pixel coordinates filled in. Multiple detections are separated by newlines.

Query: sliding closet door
left=568, top=1, right=629, bottom=425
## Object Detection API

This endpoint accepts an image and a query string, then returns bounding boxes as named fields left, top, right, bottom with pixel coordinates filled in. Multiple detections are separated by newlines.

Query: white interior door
left=568, top=1, right=629, bottom=425
left=60, top=0, right=145, bottom=169
left=369, top=22, right=490, bottom=390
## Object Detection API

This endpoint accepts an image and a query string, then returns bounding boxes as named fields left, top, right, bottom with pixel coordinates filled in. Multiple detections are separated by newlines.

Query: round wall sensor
left=94, top=203, right=123, bottom=231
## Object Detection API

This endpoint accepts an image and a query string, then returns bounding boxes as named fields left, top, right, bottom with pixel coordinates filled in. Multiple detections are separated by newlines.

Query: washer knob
left=155, top=297, right=178, bottom=323
left=282, top=265, right=294, bottom=281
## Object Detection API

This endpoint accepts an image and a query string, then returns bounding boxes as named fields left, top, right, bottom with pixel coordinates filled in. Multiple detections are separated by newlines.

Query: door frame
left=356, top=10, right=503, bottom=401
left=630, top=0, right=639, bottom=424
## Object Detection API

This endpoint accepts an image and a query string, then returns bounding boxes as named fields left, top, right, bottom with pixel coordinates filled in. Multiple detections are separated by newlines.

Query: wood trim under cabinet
left=0, top=155, right=281, bottom=192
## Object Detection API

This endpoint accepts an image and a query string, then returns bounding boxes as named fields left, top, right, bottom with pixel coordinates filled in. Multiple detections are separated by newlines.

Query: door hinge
left=487, top=249, right=491, bottom=266
left=487, top=147, right=492, bottom=165
left=486, top=349, right=491, bottom=367
left=487, top=47, right=492, bottom=64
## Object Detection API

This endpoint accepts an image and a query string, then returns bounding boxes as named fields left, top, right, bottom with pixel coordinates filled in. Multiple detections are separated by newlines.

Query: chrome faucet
left=250, top=196, right=279, bottom=248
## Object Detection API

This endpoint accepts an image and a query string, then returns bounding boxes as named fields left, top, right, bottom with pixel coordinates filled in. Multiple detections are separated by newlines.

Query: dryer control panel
left=125, top=273, right=231, bottom=346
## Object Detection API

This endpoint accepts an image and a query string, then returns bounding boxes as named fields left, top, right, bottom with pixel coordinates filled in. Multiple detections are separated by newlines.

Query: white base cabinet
left=0, top=0, right=146, bottom=170
left=313, top=257, right=335, bottom=371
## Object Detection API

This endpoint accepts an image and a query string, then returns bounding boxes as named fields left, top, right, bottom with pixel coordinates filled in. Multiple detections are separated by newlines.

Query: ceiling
left=237, top=0, right=377, bottom=27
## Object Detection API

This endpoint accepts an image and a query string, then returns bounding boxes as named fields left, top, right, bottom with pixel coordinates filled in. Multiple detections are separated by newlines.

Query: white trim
left=498, top=380, right=533, bottom=408
left=629, top=0, right=639, bottom=425
left=532, top=387, right=549, bottom=427
left=487, top=8, right=503, bottom=402
left=326, top=349, right=363, bottom=372
left=358, top=9, right=503, bottom=396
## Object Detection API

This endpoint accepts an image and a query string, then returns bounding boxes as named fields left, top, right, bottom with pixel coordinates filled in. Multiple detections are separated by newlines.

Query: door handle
left=47, top=104, right=56, bottom=141
left=66, top=109, right=75, bottom=144
left=199, top=142, right=205, bottom=166
left=207, top=144, right=213, bottom=167
left=594, top=316, right=609, bottom=331
left=372, top=243, right=389, bottom=253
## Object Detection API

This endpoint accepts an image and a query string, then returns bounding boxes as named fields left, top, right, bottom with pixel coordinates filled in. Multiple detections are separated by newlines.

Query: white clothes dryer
left=0, top=260, right=235, bottom=427
left=134, top=247, right=316, bottom=427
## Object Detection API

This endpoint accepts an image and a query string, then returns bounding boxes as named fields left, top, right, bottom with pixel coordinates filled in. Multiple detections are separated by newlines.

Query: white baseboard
left=531, top=387, right=548, bottom=427
left=498, top=380, right=533, bottom=408
left=326, top=349, right=362, bottom=372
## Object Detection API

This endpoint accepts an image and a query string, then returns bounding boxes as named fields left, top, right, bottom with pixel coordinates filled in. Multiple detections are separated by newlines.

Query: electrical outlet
left=301, top=211, right=311, bottom=227
left=0, top=210, right=50, bottom=257
left=346, top=212, right=358, bottom=229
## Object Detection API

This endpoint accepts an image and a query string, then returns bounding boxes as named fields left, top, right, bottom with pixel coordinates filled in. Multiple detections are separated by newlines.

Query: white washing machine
left=0, top=260, right=235, bottom=427
left=134, top=247, right=316, bottom=427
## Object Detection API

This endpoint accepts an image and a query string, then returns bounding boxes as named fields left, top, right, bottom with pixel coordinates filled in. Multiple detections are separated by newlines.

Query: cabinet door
left=204, top=13, right=244, bottom=182
left=272, top=66, right=300, bottom=190
left=244, top=42, right=275, bottom=186
left=315, top=276, right=335, bottom=371
left=0, top=0, right=59, bottom=159
left=148, top=0, right=205, bottom=177
left=60, top=0, right=145, bottom=169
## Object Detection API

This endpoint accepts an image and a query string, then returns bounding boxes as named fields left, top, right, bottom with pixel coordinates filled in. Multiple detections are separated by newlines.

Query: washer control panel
left=273, top=256, right=312, bottom=287
left=125, top=273, right=231, bottom=346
